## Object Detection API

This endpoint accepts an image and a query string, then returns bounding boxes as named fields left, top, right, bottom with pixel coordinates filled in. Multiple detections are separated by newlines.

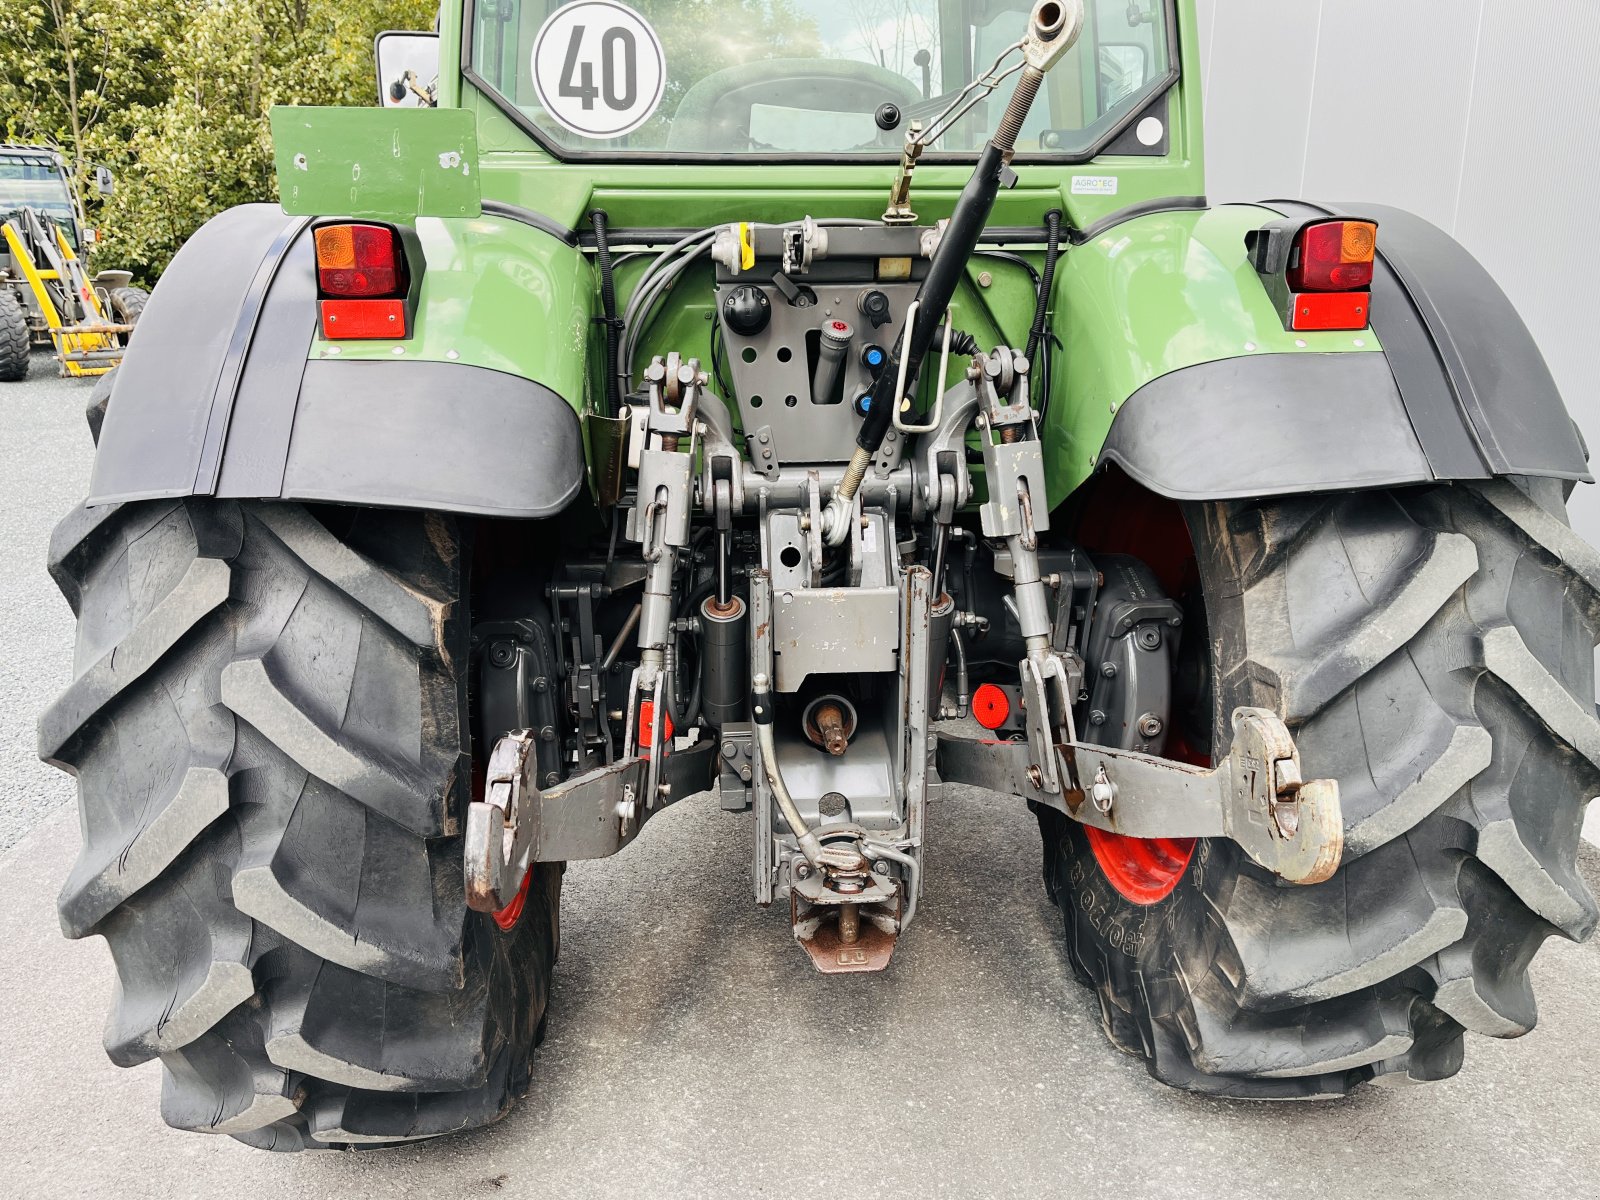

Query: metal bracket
left=937, top=707, right=1343, bottom=885
left=465, top=732, right=717, bottom=913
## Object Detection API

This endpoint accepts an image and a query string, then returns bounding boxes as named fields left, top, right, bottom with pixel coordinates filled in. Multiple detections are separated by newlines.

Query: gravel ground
left=0, top=351, right=95, bottom=850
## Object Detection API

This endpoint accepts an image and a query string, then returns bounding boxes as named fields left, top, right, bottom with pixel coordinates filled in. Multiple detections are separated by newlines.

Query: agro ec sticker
left=1071, top=175, right=1119, bottom=196
left=533, top=1, right=666, bottom=139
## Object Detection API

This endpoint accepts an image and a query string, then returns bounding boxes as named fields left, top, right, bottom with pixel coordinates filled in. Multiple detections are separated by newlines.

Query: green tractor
left=41, top=0, right=1599, bottom=1149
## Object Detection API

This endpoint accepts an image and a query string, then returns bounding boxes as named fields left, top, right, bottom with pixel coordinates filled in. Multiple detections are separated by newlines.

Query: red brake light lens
left=1288, top=220, right=1377, bottom=292
left=314, top=223, right=403, bottom=297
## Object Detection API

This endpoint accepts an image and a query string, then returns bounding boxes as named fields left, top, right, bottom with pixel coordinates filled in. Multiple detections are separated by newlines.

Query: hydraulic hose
left=590, top=210, right=623, bottom=418
left=949, top=628, right=971, bottom=720
left=752, top=672, right=824, bottom=865
left=1026, top=209, right=1063, bottom=364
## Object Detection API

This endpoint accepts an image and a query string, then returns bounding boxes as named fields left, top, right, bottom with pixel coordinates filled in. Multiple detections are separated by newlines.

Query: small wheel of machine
left=0, top=287, right=31, bottom=382
left=1039, top=476, right=1600, bottom=1095
left=107, top=285, right=149, bottom=330
left=42, top=499, right=563, bottom=1148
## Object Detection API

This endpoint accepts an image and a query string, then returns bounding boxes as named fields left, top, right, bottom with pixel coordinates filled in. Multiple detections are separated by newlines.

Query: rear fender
left=89, top=202, right=594, bottom=519
left=1045, top=203, right=1589, bottom=505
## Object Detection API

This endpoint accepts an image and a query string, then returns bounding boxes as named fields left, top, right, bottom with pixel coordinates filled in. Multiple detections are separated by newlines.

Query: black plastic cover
left=87, top=202, right=587, bottom=519
left=1099, top=353, right=1433, bottom=501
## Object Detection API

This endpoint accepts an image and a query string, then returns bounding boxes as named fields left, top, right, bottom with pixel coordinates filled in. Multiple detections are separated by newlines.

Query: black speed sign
left=532, top=1, right=667, bottom=139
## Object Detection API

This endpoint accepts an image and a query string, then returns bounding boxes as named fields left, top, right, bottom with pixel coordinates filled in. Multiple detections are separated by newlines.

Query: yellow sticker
left=738, top=222, right=755, bottom=272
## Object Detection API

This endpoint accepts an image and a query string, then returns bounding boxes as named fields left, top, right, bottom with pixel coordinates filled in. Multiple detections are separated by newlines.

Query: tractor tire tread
left=1042, top=480, right=1598, bottom=1096
left=0, top=288, right=31, bottom=382
left=45, top=497, right=560, bottom=1149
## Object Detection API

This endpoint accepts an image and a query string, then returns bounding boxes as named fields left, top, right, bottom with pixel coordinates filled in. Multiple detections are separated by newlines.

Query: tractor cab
left=0, top=146, right=83, bottom=250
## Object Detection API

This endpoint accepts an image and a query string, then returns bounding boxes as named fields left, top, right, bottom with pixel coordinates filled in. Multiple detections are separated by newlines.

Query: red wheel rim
left=472, top=755, right=533, bottom=932
left=1085, top=828, right=1196, bottom=905
left=492, top=866, right=533, bottom=931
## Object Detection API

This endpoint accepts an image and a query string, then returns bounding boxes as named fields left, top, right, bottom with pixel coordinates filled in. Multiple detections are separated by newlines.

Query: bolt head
left=1100, top=661, right=1117, bottom=678
left=1089, top=709, right=1106, bottom=726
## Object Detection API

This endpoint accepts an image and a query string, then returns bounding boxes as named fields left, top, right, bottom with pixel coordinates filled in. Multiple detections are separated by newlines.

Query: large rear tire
left=1041, top=479, right=1600, bottom=1095
left=0, top=287, right=30, bottom=382
left=41, top=499, right=561, bottom=1149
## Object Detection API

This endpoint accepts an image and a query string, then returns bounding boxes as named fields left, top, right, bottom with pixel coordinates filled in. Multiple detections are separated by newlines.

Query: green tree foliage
left=0, top=0, right=434, bottom=281
left=0, top=1, right=179, bottom=205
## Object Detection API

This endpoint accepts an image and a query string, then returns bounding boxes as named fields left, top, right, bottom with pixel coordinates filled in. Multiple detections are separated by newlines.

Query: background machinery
left=0, top=144, right=146, bottom=380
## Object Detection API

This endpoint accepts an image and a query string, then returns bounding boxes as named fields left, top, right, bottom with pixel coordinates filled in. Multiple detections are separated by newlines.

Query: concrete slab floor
left=2, top=792, right=1598, bottom=1200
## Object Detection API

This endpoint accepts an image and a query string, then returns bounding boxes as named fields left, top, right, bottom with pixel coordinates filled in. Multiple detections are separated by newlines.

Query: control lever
left=813, top=319, right=853, bottom=405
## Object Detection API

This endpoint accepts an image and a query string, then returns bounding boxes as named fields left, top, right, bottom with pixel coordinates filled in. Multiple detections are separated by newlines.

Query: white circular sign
left=1136, top=116, right=1165, bottom=147
left=532, top=1, right=666, bottom=139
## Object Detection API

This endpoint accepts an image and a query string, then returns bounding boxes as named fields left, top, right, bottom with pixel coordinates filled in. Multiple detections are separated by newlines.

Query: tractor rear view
left=39, top=0, right=1600, bottom=1150
left=0, top=145, right=146, bottom=381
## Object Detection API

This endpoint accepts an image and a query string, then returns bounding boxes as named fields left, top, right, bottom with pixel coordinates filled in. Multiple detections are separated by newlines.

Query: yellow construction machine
left=0, top=145, right=146, bottom=382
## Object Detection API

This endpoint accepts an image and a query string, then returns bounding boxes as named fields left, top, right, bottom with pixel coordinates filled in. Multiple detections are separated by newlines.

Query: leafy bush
left=0, top=0, right=435, bottom=283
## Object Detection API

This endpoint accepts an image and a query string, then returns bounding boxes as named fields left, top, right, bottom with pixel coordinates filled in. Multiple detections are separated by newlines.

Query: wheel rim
left=1085, top=828, right=1196, bottom=905
left=492, top=867, right=533, bottom=931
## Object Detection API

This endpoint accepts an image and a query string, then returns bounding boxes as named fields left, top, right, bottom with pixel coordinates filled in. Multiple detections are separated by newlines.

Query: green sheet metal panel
left=271, top=106, right=482, bottom=220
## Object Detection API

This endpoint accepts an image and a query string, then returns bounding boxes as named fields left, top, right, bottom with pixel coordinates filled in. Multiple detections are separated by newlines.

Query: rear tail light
left=320, top=298, right=407, bottom=338
left=1246, top=215, right=1379, bottom=332
left=314, top=223, right=403, bottom=297
left=1288, top=220, right=1376, bottom=292
left=312, top=221, right=420, bottom=340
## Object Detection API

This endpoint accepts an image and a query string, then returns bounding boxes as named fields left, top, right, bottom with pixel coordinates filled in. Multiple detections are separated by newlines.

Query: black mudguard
left=1100, top=201, right=1591, bottom=500
left=88, top=204, right=586, bottom=519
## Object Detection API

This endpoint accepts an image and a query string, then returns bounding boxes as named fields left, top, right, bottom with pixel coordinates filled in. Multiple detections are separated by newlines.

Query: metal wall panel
left=1199, top=0, right=1323, bottom=201
left=1299, top=0, right=1484, bottom=221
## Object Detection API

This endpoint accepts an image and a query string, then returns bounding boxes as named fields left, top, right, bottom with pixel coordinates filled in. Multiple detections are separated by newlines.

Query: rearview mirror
left=375, top=31, right=440, bottom=108
left=93, top=165, right=115, bottom=196
left=1098, top=43, right=1151, bottom=109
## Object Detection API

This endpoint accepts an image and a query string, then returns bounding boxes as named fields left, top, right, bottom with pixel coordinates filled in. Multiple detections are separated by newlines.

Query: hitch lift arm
left=938, top=708, right=1343, bottom=885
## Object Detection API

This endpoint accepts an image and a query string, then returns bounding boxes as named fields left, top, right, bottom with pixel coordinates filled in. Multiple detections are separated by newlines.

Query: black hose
left=590, top=210, right=623, bottom=418
left=949, top=627, right=970, bottom=719
left=667, top=627, right=703, bottom=730
left=1026, top=209, right=1063, bottom=365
